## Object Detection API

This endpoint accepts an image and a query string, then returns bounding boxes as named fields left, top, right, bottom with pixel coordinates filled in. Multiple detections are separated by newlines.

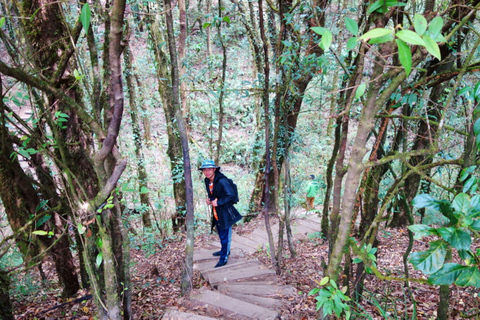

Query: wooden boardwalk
left=162, top=213, right=322, bottom=319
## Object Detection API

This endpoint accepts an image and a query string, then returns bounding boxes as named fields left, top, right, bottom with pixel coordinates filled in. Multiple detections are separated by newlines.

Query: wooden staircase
left=162, top=213, right=322, bottom=319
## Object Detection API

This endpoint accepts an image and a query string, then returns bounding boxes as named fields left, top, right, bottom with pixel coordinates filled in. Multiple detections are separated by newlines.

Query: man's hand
left=206, top=198, right=212, bottom=205
left=211, top=198, right=218, bottom=207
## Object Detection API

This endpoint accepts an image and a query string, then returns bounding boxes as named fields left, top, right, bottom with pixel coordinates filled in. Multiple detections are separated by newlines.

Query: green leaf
left=319, top=277, right=329, bottom=286
left=437, top=227, right=454, bottom=242
left=367, top=0, right=383, bottom=14
left=412, top=193, right=437, bottom=209
left=346, top=37, right=358, bottom=50
left=474, top=82, right=480, bottom=102
left=423, top=35, right=441, bottom=60
left=455, top=266, right=480, bottom=287
left=311, top=27, right=326, bottom=35
left=428, top=263, right=466, bottom=285
left=396, top=39, right=411, bottom=76
left=355, top=83, right=366, bottom=99
left=463, top=176, right=477, bottom=193
left=428, top=16, right=444, bottom=39
left=203, top=22, right=211, bottom=29
left=360, top=28, right=392, bottom=41
left=470, top=220, right=480, bottom=231
left=345, top=17, right=358, bottom=36
left=80, top=3, right=91, bottom=32
left=458, top=86, right=472, bottom=97
left=408, top=224, right=437, bottom=240
left=368, top=33, right=393, bottom=44
left=36, top=214, right=52, bottom=228
left=96, top=252, right=103, bottom=267
left=449, top=229, right=471, bottom=251
left=223, top=16, right=230, bottom=24
left=320, top=29, right=333, bottom=50
left=78, top=223, right=86, bottom=235
left=140, top=186, right=150, bottom=194
left=395, top=30, right=425, bottom=46
left=409, top=240, right=447, bottom=274
left=460, top=166, right=477, bottom=182
left=32, top=230, right=48, bottom=236
left=414, top=14, right=428, bottom=36
left=0, top=17, right=5, bottom=29
left=453, top=193, right=471, bottom=213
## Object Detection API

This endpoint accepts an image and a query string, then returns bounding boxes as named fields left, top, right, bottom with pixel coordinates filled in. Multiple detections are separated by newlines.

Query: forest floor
left=10, top=214, right=480, bottom=319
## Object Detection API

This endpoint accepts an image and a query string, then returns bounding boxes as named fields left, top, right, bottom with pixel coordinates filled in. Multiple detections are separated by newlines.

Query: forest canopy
left=1, top=0, right=480, bottom=318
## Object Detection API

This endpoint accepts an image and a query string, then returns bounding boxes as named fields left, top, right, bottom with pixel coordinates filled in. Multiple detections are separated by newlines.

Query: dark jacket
left=204, top=171, right=242, bottom=230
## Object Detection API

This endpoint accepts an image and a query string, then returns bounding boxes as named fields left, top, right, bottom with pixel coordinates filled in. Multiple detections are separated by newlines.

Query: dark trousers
left=216, top=223, right=232, bottom=261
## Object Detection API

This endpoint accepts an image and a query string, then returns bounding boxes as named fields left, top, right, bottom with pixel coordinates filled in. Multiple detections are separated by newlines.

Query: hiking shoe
left=212, top=251, right=230, bottom=257
left=215, top=260, right=228, bottom=268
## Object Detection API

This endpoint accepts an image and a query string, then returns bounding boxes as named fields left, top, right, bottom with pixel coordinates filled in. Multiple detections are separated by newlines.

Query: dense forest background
left=1, top=0, right=480, bottom=318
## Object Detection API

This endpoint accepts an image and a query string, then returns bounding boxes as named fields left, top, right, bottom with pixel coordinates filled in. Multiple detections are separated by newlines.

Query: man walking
left=199, top=159, right=242, bottom=268
left=305, top=174, right=319, bottom=211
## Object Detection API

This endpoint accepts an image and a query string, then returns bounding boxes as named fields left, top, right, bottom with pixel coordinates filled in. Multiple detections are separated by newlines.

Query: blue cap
left=198, top=159, right=220, bottom=170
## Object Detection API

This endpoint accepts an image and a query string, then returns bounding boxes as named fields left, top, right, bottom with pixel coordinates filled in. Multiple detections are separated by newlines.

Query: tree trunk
left=124, top=40, right=152, bottom=229
left=0, top=270, right=13, bottom=320
left=149, top=16, right=188, bottom=233
left=214, top=0, right=227, bottom=163
left=164, top=0, right=196, bottom=296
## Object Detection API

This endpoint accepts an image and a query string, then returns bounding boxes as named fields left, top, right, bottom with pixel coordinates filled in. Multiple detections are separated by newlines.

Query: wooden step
left=162, top=308, right=216, bottom=319
left=217, top=283, right=297, bottom=298
left=205, top=263, right=276, bottom=286
left=223, top=291, right=282, bottom=309
left=190, top=289, right=279, bottom=319
left=194, top=257, right=247, bottom=272
left=193, top=248, right=243, bottom=263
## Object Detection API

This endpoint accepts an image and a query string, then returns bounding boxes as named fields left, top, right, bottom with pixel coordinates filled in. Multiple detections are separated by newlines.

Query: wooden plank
left=201, top=259, right=261, bottom=275
left=193, top=248, right=243, bottom=263
left=207, top=265, right=276, bottom=286
left=217, top=283, right=297, bottom=298
left=162, top=308, right=216, bottom=320
left=222, top=292, right=282, bottom=309
left=194, top=257, right=247, bottom=272
left=190, top=289, right=279, bottom=319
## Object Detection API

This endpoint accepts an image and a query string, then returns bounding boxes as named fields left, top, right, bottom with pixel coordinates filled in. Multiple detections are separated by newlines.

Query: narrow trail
left=162, top=213, right=322, bottom=319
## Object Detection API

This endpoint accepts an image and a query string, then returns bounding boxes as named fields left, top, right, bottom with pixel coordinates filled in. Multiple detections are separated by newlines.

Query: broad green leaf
left=96, top=252, right=103, bottom=267
left=311, top=27, right=327, bottom=35
left=396, top=39, right=411, bottom=76
left=414, top=14, right=427, bottom=35
left=319, top=277, right=329, bottom=286
left=223, top=16, right=230, bottom=24
left=409, top=240, right=447, bottom=274
left=140, top=186, right=150, bottom=194
left=347, top=37, right=358, bottom=50
left=360, top=28, right=392, bottom=41
left=463, top=176, right=477, bottom=193
left=474, top=82, right=480, bottom=102
left=458, top=86, right=472, bottom=97
left=0, top=17, right=5, bottom=28
left=428, top=16, right=444, bottom=39
left=423, top=35, right=441, bottom=60
left=412, top=193, right=437, bottom=209
left=355, top=83, right=366, bottom=99
left=408, top=224, right=437, bottom=240
left=345, top=17, right=358, bottom=35
left=436, top=227, right=454, bottom=242
left=455, top=266, right=480, bottom=287
left=368, top=33, right=393, bottom=44
left=32, top=230, right=48, bottom=236
left=367, top=0, right=383, bottom=14
left=80, top=3, right=91, bottom=32
left=320, top=29, right=333, bottom=50
left=78, top=222, right=86, bottom=235
left=470, top=194, right=480, bottom=213
left=428, top=263, right=465, bottom=285
left=460, top=166, right=477, bottom=182
left=36, top=214, right=52, bottom=228
left=453, top=193, right=471, bottom=213
left=449, top=229, right=471, bottom=251
left=396, top=30, right=425, bottom=46
left=203, top=22, right=211, bottom=29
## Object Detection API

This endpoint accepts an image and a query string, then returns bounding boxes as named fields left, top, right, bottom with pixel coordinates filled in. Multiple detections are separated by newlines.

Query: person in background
left=199, top=159, right=242, bottom=268
left=305, top=174, right=319, bottom=211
